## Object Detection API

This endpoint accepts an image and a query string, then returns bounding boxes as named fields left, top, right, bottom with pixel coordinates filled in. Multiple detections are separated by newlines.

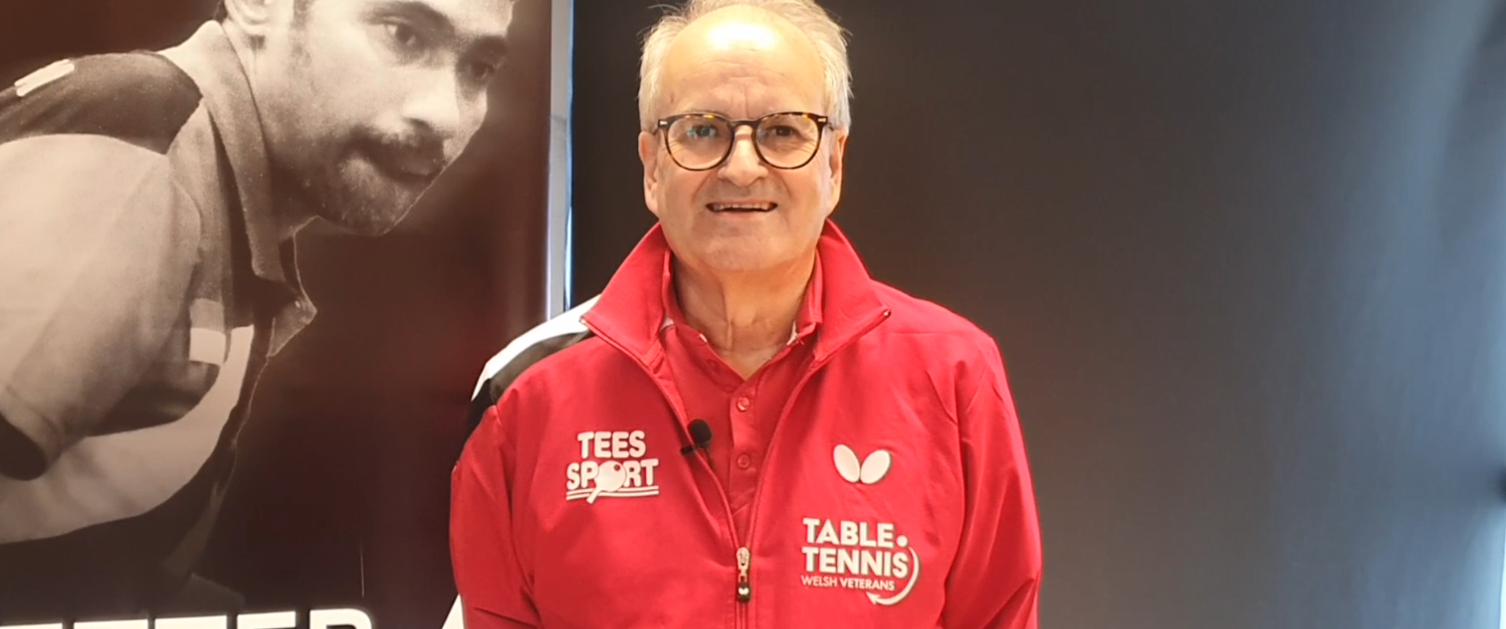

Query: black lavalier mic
left=680, top=419, right=713, bottom=455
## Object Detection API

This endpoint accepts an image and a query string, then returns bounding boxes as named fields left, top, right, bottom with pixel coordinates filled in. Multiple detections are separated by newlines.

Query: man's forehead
left=358, top=0, right=514, bottom=37
left=672, top=6, right=818, bottom=59
left=659, top=8, right=824, bottom=110
left=700, top=19, right=783, bottom=53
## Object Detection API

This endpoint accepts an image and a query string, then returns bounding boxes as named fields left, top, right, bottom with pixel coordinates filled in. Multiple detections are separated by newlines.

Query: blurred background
left=6, top=0, right=1506, bottom=627
left=567, top=2, right=1506, bottom=628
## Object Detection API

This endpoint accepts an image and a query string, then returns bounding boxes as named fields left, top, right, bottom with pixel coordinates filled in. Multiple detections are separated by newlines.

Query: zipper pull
left=736, top=546, right=752, bottom=602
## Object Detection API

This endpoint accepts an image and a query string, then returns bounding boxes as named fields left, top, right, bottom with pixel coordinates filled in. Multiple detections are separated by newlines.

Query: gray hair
left=637, top=0, right=853, bottom=132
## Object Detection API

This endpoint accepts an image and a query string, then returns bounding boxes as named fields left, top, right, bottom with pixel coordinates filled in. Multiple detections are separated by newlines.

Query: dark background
left=2, top=1, right=552, bottom=627
left=570, top=2, right=1506, bottom=627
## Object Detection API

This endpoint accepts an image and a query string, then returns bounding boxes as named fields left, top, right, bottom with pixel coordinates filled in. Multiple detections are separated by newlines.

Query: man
left=452, top=0, right=1043, bottom=627
left=0, top=0, right=512, bottom=620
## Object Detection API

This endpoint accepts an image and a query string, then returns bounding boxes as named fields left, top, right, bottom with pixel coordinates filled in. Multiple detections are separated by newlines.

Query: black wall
left=571, top=2, right=1506, bottom=627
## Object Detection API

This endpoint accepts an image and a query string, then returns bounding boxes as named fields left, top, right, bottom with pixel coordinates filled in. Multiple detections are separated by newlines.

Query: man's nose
left=400, top=68, right=466, bottom=143
left=719, top=128, right=767, bottom=186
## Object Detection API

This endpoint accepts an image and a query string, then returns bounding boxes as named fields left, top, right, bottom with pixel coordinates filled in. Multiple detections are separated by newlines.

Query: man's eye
left=467, top=61, right=499, bottom=83
left=385, top=22, right=421, bottom=49
left=687, top=124, right=718, bottom=139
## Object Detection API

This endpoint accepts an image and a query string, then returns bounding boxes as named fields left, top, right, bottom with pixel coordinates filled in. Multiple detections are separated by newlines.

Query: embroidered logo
left=798, top=444, right=919, bottom=605
left=565, top=431, right=660, bottom=503
left=798, top=517, right=921, bottom=606
left=833, top=444, right=891, bottom=485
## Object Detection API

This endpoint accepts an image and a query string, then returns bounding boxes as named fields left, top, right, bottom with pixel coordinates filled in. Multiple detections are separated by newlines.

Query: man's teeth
left=709, top=203, right=776, bottom=211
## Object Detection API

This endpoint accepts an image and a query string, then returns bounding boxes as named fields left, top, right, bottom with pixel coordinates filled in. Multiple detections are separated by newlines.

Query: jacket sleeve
left=451, top=397, right=541, bottom=629
left=942, top=339, right=1043, bottom=629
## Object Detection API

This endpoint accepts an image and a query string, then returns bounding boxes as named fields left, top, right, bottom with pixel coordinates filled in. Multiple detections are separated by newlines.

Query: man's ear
left=222, top=0, right=278, bottom=39
left=639, top=130, right=663, bottom=217
left=824, top=129, right=849, bottom=215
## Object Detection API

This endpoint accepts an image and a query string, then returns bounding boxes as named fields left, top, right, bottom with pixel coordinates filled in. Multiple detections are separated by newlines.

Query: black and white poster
left=0, top=0, right=557, bottom=626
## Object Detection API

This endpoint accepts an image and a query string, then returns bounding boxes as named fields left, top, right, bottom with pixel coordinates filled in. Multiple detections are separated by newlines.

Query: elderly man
left=452, top=0, right=1042, bottom=627
left=0, top=0, right=511, bottom=620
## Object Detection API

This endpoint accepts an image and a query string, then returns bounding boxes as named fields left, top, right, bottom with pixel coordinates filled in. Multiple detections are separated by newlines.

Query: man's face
left=252, top=0, right=511, bottom=235
left=639, top=7, right=848, bottom=275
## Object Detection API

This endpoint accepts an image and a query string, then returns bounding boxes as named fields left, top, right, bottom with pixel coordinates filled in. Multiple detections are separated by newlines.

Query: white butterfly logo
left=833, top=445, right=892, bottom=485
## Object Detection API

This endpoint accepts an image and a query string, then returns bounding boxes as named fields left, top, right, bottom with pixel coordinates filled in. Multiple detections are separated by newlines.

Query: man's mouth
left=707, top=202, right=778, bottom=213
left=359, top=140, right=447, bottom=188
left=373, top=154, right=443, bottom=186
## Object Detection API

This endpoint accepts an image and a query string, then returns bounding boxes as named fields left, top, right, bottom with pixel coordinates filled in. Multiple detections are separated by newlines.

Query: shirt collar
left=658, top=251, right=825, bottom=347
left=588, top=219, right=886, bottom=364
left=160, top=21, right=315, bottom=353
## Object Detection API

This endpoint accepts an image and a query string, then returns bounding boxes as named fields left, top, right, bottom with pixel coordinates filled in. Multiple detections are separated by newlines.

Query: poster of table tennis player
left=0, top=0, right=553, bottom=626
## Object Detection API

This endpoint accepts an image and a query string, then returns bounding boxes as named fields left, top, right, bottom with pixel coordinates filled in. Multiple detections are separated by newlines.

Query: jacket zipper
left=737, top=546, right=753, bottom=601
left=736, top=308, right=891, bottom=625
left=582, top=321, right=751, bottom=628
left=588, top=308, right=891, bottom=629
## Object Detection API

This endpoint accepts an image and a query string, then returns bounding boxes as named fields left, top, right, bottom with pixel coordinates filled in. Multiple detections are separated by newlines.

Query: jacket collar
left=584, top=219, right=890, bottom=366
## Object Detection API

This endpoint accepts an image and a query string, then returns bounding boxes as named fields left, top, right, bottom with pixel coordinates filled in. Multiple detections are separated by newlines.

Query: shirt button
left=736, top=397, right=751, bottom=411
left=736, top=454, right=752, bottom=469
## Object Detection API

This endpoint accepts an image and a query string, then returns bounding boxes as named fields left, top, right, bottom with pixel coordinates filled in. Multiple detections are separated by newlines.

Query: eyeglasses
left=655, top=111, right=830, bottom=171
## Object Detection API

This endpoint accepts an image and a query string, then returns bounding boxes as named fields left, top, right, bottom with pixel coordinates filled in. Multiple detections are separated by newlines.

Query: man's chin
left=322, top=214, right=403, bottom=236
left=311, top=176, right=423, bottom=236
left=327, top=200, right=414, bottom=235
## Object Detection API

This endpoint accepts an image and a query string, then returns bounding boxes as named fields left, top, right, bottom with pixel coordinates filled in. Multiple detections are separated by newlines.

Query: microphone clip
left=681, top=419, right=713, bottom=456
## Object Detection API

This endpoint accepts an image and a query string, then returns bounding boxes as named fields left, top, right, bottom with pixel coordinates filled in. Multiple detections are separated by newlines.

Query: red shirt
left=659, top=254, right=824, bottom=540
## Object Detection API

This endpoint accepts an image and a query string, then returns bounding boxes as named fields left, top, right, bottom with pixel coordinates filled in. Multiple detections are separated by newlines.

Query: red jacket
left=452, top=221, right=1042, bottom=629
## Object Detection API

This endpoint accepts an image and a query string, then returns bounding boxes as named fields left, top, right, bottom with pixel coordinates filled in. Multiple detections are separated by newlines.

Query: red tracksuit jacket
left=451, top=221, right=1042, bottom=629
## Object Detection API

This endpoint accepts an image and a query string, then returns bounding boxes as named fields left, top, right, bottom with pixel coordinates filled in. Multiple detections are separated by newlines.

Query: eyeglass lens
left=665, top=114, right=821, bottom=170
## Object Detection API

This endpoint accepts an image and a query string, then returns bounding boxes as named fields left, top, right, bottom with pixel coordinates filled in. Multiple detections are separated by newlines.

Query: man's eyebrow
left=374, top=0, right=510, bottom=59
left=674, top=108, right=731, bottom=117
left=473, top=35, right=509, bottom=61
left=373, top=0, right=454, bottom=34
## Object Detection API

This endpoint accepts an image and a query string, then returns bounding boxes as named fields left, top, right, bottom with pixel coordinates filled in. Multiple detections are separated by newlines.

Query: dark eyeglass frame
left=655, top=111, right=831, bottom=171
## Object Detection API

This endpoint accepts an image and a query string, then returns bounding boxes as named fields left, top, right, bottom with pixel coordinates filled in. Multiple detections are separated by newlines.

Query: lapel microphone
left=680, top=419, right=713, bottom=455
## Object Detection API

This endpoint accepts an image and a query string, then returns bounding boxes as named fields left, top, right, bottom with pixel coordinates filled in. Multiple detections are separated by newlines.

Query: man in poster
left=0, top=0, right=513, bottom=621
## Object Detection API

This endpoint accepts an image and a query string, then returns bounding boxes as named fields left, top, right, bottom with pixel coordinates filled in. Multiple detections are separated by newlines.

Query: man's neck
left=267, top=178, right=320, bottom=242
left=674, top=253, right=816, bottom=377
left=221, top=20, right=318, bottom=244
